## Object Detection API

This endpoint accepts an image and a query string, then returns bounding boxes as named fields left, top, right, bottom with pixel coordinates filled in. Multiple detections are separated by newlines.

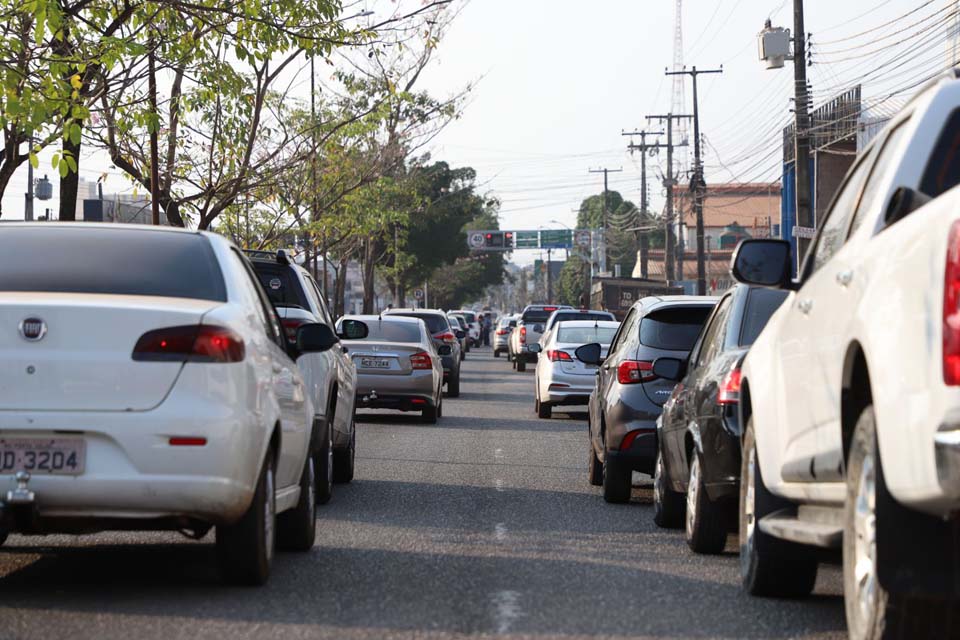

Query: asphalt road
left=0, top=347, right=847, bottom=640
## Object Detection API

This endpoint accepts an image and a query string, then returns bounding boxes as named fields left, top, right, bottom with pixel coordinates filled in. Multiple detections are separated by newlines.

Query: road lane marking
left=491, top=590, right=522, bottom=634
left=495, top=478, right=505, bottom=492
left=494, top=522, right=507, bottom=542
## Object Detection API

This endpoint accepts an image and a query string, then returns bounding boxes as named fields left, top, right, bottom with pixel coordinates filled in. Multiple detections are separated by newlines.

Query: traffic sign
left=540, top=229, right=572, bottom=248
left=468, top=231, right=486, bottom=249
left=575, top=229, right=592, bottom=248
left=792, top=226, right=817, bottom=239
left=515, top=230, right=539, bottom=248
left=414, top=288, right=424, bottom=300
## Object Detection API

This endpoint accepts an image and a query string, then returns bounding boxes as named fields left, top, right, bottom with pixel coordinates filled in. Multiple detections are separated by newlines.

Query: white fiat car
left=0, top=223, right=362, bottom=585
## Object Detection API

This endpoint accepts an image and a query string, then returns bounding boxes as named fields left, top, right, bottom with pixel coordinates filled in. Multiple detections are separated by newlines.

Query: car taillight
left=282, top=318, right=305, bottom=343
left=617, top=360, right=655, bottom=384
left=547, top=349, right=573, bottom=362
left=496, top=329, right=509, bottom=335
left=945, top=220, right=960, bottom=385
left=718, top=367, right=742, bottom=404
left=520, top=326, right=527, bottom=343
left=132, top=325, right=245, bottom=363
left=435, top=332, right=457, bottom=343
left=410, top=351, right=432, bottom=370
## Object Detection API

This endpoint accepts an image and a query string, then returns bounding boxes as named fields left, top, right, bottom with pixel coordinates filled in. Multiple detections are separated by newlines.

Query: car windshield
left=558, top=326, right=618, bottom=345
left=639, top=306, right=714, bottom=351
left=345, top=319, right=422, bottom=343
left=391, top=313, right=448, bottom=334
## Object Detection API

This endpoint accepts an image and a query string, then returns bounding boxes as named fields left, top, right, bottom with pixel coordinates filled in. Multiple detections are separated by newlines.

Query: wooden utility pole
left=646, top=114, right=691, bottom=284
left=148, top=37, right=160, bottom=226
left=793, top=0, right=813, bottom=271
left=666, top=66, right=723, bottom=295
left=588, top=167, right=623, bottom=275
left=623, top=129, right=663, bottom=279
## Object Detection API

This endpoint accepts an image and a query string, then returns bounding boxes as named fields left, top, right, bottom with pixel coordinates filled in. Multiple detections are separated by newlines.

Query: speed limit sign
left=414, top=288, right=424, bottom=300
left=468, top=231, right=485, bottom=249
left=575, top=229, right=592, bottom=248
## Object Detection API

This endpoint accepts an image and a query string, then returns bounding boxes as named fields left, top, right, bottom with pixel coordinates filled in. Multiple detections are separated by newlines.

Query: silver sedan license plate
left=359, top=357, right=391, bottom=369
left=0, top=438, right=86, bottom=475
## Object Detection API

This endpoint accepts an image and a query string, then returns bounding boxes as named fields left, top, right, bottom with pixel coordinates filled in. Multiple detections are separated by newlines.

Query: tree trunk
left=362, top=239, right=377, bottom=313
left=398, top=283, right=406, bottom=308
left=334, top=257, right=348, bottom=318
left=58, top=131, right=81, bottom=221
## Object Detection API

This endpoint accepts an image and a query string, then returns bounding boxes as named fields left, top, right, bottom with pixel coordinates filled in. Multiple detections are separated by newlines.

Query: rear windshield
left=499, top=318, right=517, bottom=328
left=391, top=313, right=449, bottom=334
left=0, top=227, right=226, bottom=301
left=551, top=312, right=613, bottom=326
left=461, top=311, right=477, bottom=323
left=346, top=319, right=422, bottom=343
left=250, top=262, right=307, bottom=309
left=739, top=288, right=789, bottom=346
left=522, top=308, right=555, bottom=323
left=558, top=326, right=618, bottom=345
left=639, top=306, right=713, bottom=351
left=447, top=316, right=462, bottom=328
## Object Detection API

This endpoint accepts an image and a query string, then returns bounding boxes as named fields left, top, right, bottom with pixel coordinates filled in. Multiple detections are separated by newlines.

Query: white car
left=530, top=320, right=619, bottom=418
left=449, top=309, right=480, bottom=346
left=731, top=72, right=960, bottom=636
left=0, top=223, right=364, bottom=585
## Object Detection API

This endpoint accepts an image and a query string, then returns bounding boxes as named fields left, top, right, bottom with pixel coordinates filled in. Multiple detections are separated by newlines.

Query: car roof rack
left=243, top=248, right=291, bottom=266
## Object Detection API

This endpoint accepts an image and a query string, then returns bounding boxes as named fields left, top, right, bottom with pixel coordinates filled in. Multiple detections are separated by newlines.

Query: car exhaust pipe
left=6, top=471, right=36, bottom=505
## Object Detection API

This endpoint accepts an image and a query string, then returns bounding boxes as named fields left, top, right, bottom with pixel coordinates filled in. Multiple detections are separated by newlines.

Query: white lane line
left=494, top=522, right=507, bottom=542
left=495, top=478, right=505, bottom=492
left=494, top=448, right=503, bottom=460
left=491, top=590, right=522, bottom=634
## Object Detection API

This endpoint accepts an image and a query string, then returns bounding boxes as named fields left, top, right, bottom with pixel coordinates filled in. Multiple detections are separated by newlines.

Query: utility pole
left=793, top=0, right=813, bottom=270
left=546, top=248, right=553, bottom=303
left=588, top=167, right=622, bottom=275
left=646, top=114, right=691, bottom=284
left=148, top=35, right=160, bottom=226
left=623, top=129, right=663, bottom=279
left=24, top=136, right=34, bottom=222
left=666, top=66, right=723, bottom=295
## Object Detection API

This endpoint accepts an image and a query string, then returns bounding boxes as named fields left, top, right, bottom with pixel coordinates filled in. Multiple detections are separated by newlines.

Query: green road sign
left=540, top=229, right=572, bottom=248
left=515, top=230, right=539, bottom=248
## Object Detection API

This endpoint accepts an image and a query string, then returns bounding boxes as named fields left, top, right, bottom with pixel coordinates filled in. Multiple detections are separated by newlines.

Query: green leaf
left=51, top=153, right=60, bottom=169
left=29, top=153, right=38, bottom=170
left=58, top=159, right=68, bottom=178
left=69, top=123, right=82, bottom=145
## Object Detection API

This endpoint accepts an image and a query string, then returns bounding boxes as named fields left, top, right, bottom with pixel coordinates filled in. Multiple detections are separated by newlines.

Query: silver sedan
left=337, top=315, right=447, bottom=423
left=531, top=320, right=620, bottom=419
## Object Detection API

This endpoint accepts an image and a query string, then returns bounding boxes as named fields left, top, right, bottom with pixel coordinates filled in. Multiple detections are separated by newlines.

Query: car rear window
left=558, top=326, right=618, bottom=345
left=250, top=262, right=308, bottom=309
left=348, top=319, right=422, bottom=343
left=499, top=318, right=517, bottom=328
left=391, top=313, right=449, bottom=334
left=739, top=288, right=789, bottom=347
left=522, top=309, right=553, bottom=323
left=461, top=311, right=477, bottom=323
left=0, top=227, right=226, bottom=301
left=639, top=306, right=713, bottom=351
left=551, top=312, right=614, bottom=326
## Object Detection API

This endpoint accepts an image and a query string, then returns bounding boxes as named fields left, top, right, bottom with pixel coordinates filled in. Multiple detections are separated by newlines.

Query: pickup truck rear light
left=547, top=349, right=573, bottom=362
left=945, top=220, right=960, bottom=385
left=281, top=318, right=305, bottom=343
left=435, top=332, right=457, bottom=343
left=133, top=325, right=245, bottom=363
left=618, top=360, right=655, bottom=384
left=520, top=326, right=527, bottom=344
left=496, top=329, right=509, bottom=335
left=717, top=367, right=742, bottom=404
left=410, top=351, right=432, bottom=370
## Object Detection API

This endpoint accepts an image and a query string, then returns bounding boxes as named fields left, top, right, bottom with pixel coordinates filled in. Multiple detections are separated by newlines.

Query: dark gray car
left=384, top=308, right=462, bottom=397
left=575, top=296, right=717, bottom=503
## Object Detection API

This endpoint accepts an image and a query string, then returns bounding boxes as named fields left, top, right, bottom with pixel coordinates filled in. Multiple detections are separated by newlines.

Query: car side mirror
left=438, top=344, right=452, bottom=356
left=528, top=344, right=542, bottom=354
left=884, top=186, right=931, bottom=227
left=337, top=319, right=369, bottom=340
left=731, top=239, right=793, bottom=289
left=297, top=323, right=338, bottom=353
left=533, top=324, right=544, bottom=333
left=652, top=357, right=687, bottom=382
left=575, top=342, right=603, bottom=365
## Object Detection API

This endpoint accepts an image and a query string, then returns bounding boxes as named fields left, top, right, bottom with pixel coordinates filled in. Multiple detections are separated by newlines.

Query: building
left=675, top=182, right=780, bottom=254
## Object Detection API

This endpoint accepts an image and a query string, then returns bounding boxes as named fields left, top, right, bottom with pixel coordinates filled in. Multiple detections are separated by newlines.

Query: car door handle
left=836, top=269, right=854, bottom=287
left=798, top=299, right=813, bottom=315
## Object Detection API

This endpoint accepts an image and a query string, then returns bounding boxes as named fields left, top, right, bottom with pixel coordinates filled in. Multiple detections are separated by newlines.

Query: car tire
left=653, top=447, right=685, bottom=528
left=332, top=416, right=355, bottom=484
left=588, top=441, right=604, bottom=486
left=447, top=372, right=460, bottom=398
left=686, top=454, right=728, bottom=554
left=516, top=359, right=526, bottom=372
left=602, top=455, right=632, bottom=504
left=313, top=418, right=333, bottom=505
left=216, top=453, right=275, bottom=586
left=740, top=417, right=818, bottom=598
left=423, top=394, right=439, bottom=424
left=277, top=455, right=317, bottom=552
left=538, top=399, right=552, bottom=419
left=493, top=349, right=499, bottom=358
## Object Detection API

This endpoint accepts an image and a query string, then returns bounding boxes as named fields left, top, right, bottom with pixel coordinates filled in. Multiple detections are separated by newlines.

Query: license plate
left=0, top=438, right=86, bottom=475
left=359, top=357, right=391, bottom=369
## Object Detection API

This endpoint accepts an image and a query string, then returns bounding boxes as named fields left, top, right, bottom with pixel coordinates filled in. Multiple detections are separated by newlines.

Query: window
left=390, top=313, right=449, bottom=334
left=251, top=263, right=308, bottom=309
left=608, top=309, right=639, bottom=357
left=850, top=120, right=910, bottom=235
left=557, top=326, right=619, bottom=345
left=639, top=305, right=713, bottom=351
left=232, top=250, right=285, bottom=347
left=921, top=108, right=960, bottom=198
left=693, top=296, right=732, bottom=368
left=342, top=318, right=422, bottom=343
left=548, top=311, right=615, bottom=329
left=811, top=151, right=874, bottom=273
left=739, top=288, right=789, bottom=347
left=522, top=309, right=552, bottom=323
left=0, top=227, right=226, bottom=301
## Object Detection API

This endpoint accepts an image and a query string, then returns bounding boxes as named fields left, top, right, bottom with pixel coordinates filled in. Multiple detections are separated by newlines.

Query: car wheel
left=216, top=453, right=275, bottom=586
left=653, top=447, right=685, bottom=528
left=686, top=454, right=728, bottom=554
left=538, top=398, right=552, bottom=419
left=516, top=359, right=526, bottom=372
left=332, top=414, right=355, bottom=484
left=277, top=455, right=317, bottom=552
left=588, top=440, right=603, bottom=486
left=602, top=453, right=632, bottom=503
left=422, top=397, right=439, bottom=424
left=740, top=417, right=818, bottom=597
left=493, top=349, right=499, bottom=358
left=437, top=392, right=443, bottom=418
left=313, top=418, right=333, bottom=505
left=447, top=372, right=460, bottom=398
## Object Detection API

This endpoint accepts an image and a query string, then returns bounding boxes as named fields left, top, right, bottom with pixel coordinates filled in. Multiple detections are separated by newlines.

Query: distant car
left=446, top=314, right=468, bottom=360
left=0, top=223, right=359, bottom=585
left=509, top=304, right=573, bottom=372
left=540, top=309, right=616, bottom=344
left=653, top=285, right=788, bottom=554
left=338, top=314, right=447, bottom=423
left=493, top=315, right=518, bottom=357
left=575, top=296, right=717, bottom=503
left=450, top=309, right=480, bottom=346
left=384, top=308, right=461, bottom=397
left=247, top=250, right=361, bottom=498
left=530, top=320, right=620, bottom=418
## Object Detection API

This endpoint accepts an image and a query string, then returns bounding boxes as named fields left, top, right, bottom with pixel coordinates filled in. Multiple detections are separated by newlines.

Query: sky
left=3, top=0, right=953, bottom=267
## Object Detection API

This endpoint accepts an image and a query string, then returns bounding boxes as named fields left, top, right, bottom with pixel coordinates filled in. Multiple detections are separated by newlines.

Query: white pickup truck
left=730, top=71, right=960, bottom=638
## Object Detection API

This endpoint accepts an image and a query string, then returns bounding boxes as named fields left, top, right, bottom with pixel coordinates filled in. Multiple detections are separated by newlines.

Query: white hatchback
left=0, top=223, right=356, bottom=585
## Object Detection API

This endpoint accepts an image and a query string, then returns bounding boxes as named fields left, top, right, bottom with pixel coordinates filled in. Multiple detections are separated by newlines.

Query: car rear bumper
left=542, top=374, right=595, bottom=406
left=355, top=370, right=436, bottom=397
left=605, top=429, right=657, bottom=476
left=355, top=393, right=437, bottom=411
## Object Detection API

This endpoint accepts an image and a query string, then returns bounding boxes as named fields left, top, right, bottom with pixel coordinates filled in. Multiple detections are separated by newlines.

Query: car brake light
left=132, top=325, right=245, bottom=363
left=945, top=220, right=960, bottom=385
left=618, top=360, right=655, bottom=384
left=282, top=318, right=305, bottom=342
left=496, top=329, right=509, bottom=335
left=547, top=349, right=573, bottom=362
left=544, top=306, right=557, bottom=312
left=435, top=332, right=457, bottom=343
left=520, top=326, right=527, bottom=343
left=718, top=367, right=742, bottom=404
left=410, top=351, right=432, bottom=369
left=169, top=437, right=207, bottom=446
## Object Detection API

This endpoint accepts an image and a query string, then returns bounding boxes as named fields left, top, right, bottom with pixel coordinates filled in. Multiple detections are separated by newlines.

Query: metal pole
left=793, top=0, right=813, bottom=272
left=546, top=248, right=552, bottom=303
left=24, top=136, right=34, bottom=222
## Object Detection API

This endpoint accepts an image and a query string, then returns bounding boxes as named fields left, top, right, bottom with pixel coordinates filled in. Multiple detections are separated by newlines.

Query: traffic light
left=504, top=231, right=514, bottom=248
left=484, top=231, right=505, bottom=248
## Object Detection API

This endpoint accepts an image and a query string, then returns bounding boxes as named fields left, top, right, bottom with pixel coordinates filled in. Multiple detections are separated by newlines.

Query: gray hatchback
left=575, top=296, right=717, bottom=503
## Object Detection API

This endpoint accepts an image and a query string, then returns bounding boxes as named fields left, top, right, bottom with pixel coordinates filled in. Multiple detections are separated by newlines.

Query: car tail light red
left=435, top=332, right=457, bottom=343
left=410, top=351, right=432, bottom=370
left=547, top=349, right=573, bottom=362
left=520, top=326, right=527, bottom=343
left=496, top=329, right=509, bottom=335
left=132, top=325, right=245, bottom=363
left=617, top=360, right=655, bottom=384
left=281, top=318, right=305, bottom=342
left=717, top=367, right=742, bottom=404
left=169, top=437, right=207, bottom=446
left=945, top=220, right=960, bottom=385
left=618, top=429, right=650, bottom=451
